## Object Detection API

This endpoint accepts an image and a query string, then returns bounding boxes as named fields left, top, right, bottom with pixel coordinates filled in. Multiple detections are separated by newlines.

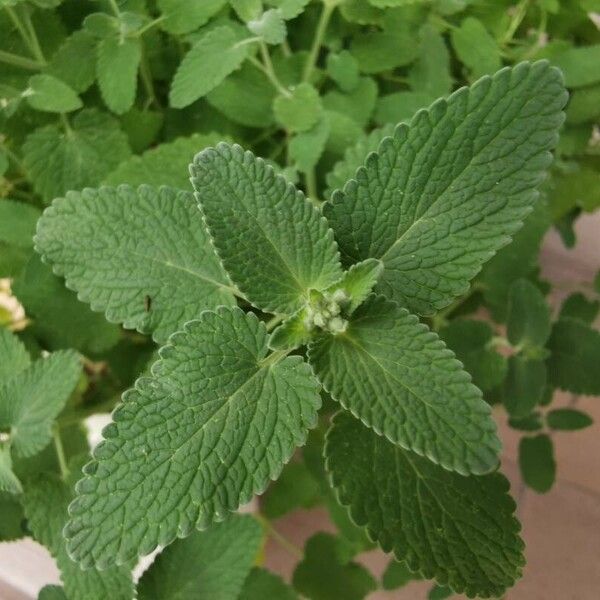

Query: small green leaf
left=566, top=85, right=600, bottom=124
left=327, top=50, right=360, bottom=92
left=0, top=492, right=25, bottom=540
left=158, top=0, right=226, bottom=35
left=38, top=586, right=67, bottom=600
left=309, top=296, right=501, bottom=475
left=104, top=133, right=227, bottom=190
left=350, top=30, right=418, bottom=73
left=248, top=9, right=287, bottom=44
left=23, top=109, right=131, bottom=203
left=325, top=412, right=525, bottom=597
left=191, top=143, right=342, bottom=314
left=0, top=199, right=41, bottom=276
left=558, top=292, right=599, bottom=325
left=409, top=24, right=452, bottom=97
left=326, top=258, right=383, bottom=314
left=83, top=13, right=120, bottom=38
left=0, top=351, right=80, bottom=457
left=137, top=516, right=262, bottom=600
left=65, top=307, right=320, bottom=568
left=239, top=568, right=298, bottom=600
left=508, top=412, right=543, bottom=432
left=170, top=26, right=249, bottom=108
left=289, top=116, right=330, bottom=173
left=382, top=560, right=421, bottom=590
left=374, top=90, right=434, bottom=127
left=451, top=17, right=501, bottom=79
left=0, top=442, right=22, bottom=494
left=120, top=108, right=164, bottom=153
left=26, top=74, right=82, bottom=113
left=322, top=77, right=377, bottom=127
left=503, top=356, right=547, bottom=418
left=546, top=408, right=593, bottom=431
left=274, top=83, right=322, bottom=132
left=0, top=328, right=30, bottom=381
left=292, top=532, right=377, bottom=600
left=22, top=474, right=133, bottom=600
left=428, top=585, right=454, bottom=600
left=35, top=186, right=235, bottom=343
left=46, top=30, right=97, bottom=93
left=230, top=0, right=262, bottom=21
left=547, top=319, right=600, bottom=395
left=325, top=62, right=566, bottom=315
left=97, top=36, right=141, bottom=115
left=551, top=45, right=600, bottom=88
left=269, top=0, right=310, bottom=19
left=506, top=279, right=551, bottom=348
left=519, top=434, right=556, bottom=493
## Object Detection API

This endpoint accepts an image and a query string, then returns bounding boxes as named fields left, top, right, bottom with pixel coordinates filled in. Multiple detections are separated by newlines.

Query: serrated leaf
left=324, top=62, right=566, bottom=315
left=325, top=412, right=524, bottom=597
left=0, top=351, right=80, bottom=457
left=46, top=30, right=97, bottom=93
left=451, top=17, right=501, bottom=79
left=22, top=109, right=131, bottom=203
left=191, top=143, right=342, bottom=314
left=240, top=567, right=298, bottom=600
left=170, top=26, right=249, bottom=109
left=558, top=292, right=599, bottom=324
left=248, top=9, right=287, bottom=44
left=439, top=319, right=507, bottom=391
left=429, top=585, right=454, bottom=600
left=547, top=318, right=600, bottom=395
left=503, top=356, right=547, bottom=418
left=308, top=296, right=501, bottom=475
left=546, top=408, right=593, bottom=431
left=507, top=279, right=551, bottom=348
left=274, top=83, right=322, bottom=132
left=382, top=559, right=421, bottom=590
left=104, top=133, right=226, bottom=190
left=22, top=474, right=133, bottom=600
left=0, top=328, right=30, bottom=381
left=326, top=50, right=360, bottom=92
left=97, top=36, right=141, bottom=115
left=35, top=185, right=235, bottom=343
left=519, top=434, right=555, bottom=493
left=0, top=441, right=22, bottom=494
left=374, top=90, right=434, bottom=127
left=292, top=532, right=377, bottom=600
left=326, top=258, right=383, bottom=314
left=0, top=492, right=25, bottom=540
left=137, top=515, right=262, bottom=600
left=38, top=586, right=67, bottom=600
left=551, top=45, right=600, bottom=88
left=26, top=74, right=82, bottom=113
left=159, top=0, right=226, bottom=35
left=262, top=461, right=320, bottom=518
left=12, top=255, right=121, bottom=354
left=207, top=62, right=276, bottom=128
left=64, top=307, right=320, bottom=568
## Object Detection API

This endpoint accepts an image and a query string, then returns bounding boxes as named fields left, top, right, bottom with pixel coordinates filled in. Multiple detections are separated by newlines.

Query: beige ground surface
left=0, top=214, right=598, bottom=599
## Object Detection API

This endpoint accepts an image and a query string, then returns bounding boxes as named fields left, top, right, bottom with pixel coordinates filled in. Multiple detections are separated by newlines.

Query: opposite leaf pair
left=34, top=61, right=566, bottom=597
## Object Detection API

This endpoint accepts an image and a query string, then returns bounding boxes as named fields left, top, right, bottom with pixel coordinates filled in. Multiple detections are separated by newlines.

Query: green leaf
left=322, top=77, right=377, bottom=128
left=12, top=255, right=121, bottom=354
left=289, top=115, right=330, bottom=173
left=120, top=108, right=164, bottom=153
left=508, top=412, right=543, bottom=432
left=170, top=26, right=249, bottom=109
left=324, top=62, right=566, bottom=315
left=65, top=307, right=320, bottom=568
left=0, top=441, right=22, bottom=494
left=0, top=492, right=25, bottom=540
left=0, top=199, right=41, bottom=276
left=83, top=12, right=120, bottom=38
left=104, top=133, right=227, bottom=190
left=519, top=434, right=555, bottom=493
left=46, top=30, right=97, bottom=93
left=374, top=91, right=434, bottom=127
left=428, top=585, right=454, bottom=600
left=137, top=515, right=262, bottom=600
left=382, top=560, right=421, bottom=590
left=274, top=83, right=322, bottom=132
left=292, top=532, right=377, bottom=600
left=350, top=30, right=418, bottom=73
left=558, top=293, right=599, bottom=325
left=566, top=85, right=600, bottom=124
left=35, top=186, right=235, bottom=343
left=0, top=328, right=30, bottom=381
left=207, top=63, right=275, bottom=128
left=23, top=109, right=131, bottom=203
left=326, top=258, right=383, bottom=314
left=326, top=412, right=524, bottom=597
left=325, top=123, right=396, bottom=197
left=547, top=319, right=600, bottom=395
left=191, top=143, right=342, bottom=314
left=503, top=356, right=547, bottom=418
left=551, top=45, right=600, bottom=88
left=0, top=351, right=80, bottom=457
left=97, top=36, right=141, bottom=115
left=230, top=0, right=262, bottom=21
left=451, top=17, right=501, bottom=79
left=158, top=0, right=226, bottom=35
left=22, top=474, right=133, bottom=600
left=38, top=586, right=67, bottom=600
left=409, top=24, right=452, bottom=97
left=546, top=408, right=593, bottom=431
left=309, top=296, right=501, bottom=475
left=26, top=74, right=82, bottom=113
left=506, top=279, right=551, bottom=348
left=327, top=50, right=360, bottom=92
left=240, top=567, right=298, bottom=600
left=248, top=9, right=287, bottom=44
left=439, top=319, right=507, bottom=391
left=268, top=0, right=310, bottom=19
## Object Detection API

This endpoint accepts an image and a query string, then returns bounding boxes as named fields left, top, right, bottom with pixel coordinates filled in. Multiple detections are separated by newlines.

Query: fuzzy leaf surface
left=324, top=61, right=566, bottom=315
left=0, top=328, right=30, bottom=381
left=65, top=307, right=320, bottom=568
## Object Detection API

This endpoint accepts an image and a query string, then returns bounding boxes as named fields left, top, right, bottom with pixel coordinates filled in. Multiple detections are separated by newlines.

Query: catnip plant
left=26, top=60, right=566, bottom=598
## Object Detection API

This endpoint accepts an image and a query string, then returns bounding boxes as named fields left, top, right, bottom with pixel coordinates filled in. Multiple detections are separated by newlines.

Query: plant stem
left=60, top=113, right=73, bottom=135
left=136, top=15, right=166, bottom=37
left=108, top=0, right=121, bottom=17
left=502, top=0, right=529, bottom=46
left=265, top=314, right=285, bottom=332
left=20, top=6, right=45, bottom=64
left=5, top=5, right=46, bottom=65
left=259, top=347, right=292, bottom=368
left=247, top=54, right=290, bottom=97
left=305, top=169, right=320, bottom=205
left=53, top=425, right=69, bottom=479
left=431, top=283, right=483, bottom=330
left=302, top=0, right=337, bottom=83
left=0, top=49, right=43, bottom=70
left=256, top=514, right=303, bottom=559
left=140, top=43, right=159, bottom=109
